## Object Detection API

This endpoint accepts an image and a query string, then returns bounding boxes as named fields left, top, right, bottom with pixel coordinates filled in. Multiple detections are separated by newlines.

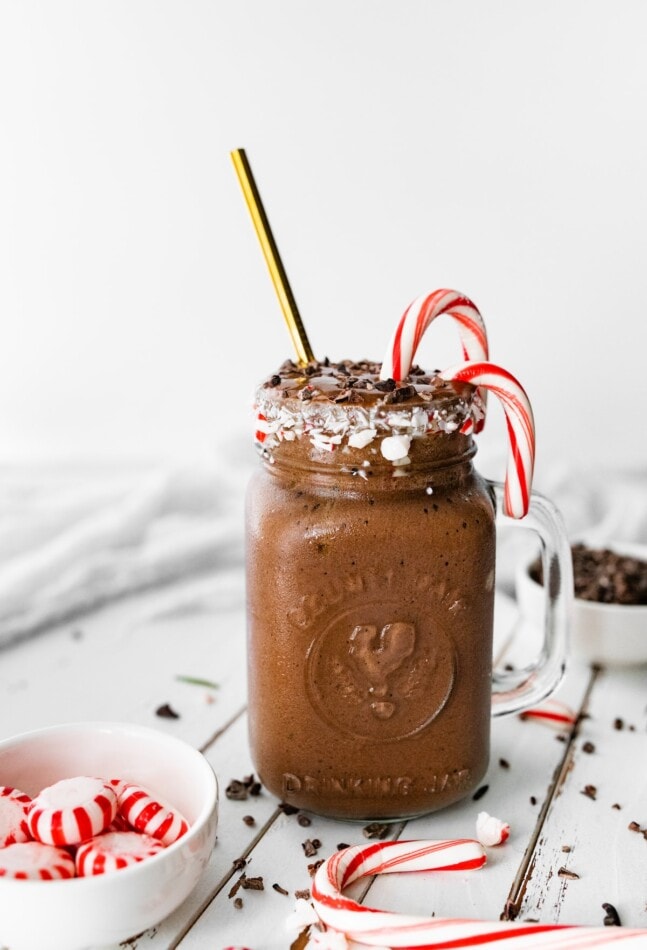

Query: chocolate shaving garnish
left=582, top=741, right=595, bottom=754
left=242, top=815, right=255, bottom=826
left=337, top=842, right=350, bottom=850
left=232, top=857, right=246, bottom=871
left=307, top=860, right=324, bottom=877
left=384, top=384, right=417, bottom=404
left=155, top=703, right=180, bottom=719
left=269, top=374, right=281, bottom=387
left=581, top=784, right=597, bottom=800
left=614, top=718, right=624, bottom=730
left=530, top=796, right=537, bottom=805
left=558, top=867, right=580, bottom=880
left=272, top=883, right=289, bottom=896
left=234, top=897, right=243, bottom=910
left=363, top=822, right=389, bottom=840
left=374, top=378, right=396, bottom=392
left=297, top=814, right=312, bottom=827
left=561, top=845, right=572, bottom=853
left=499, top=758, right=510, bottom=769
left=228, top=875, right=245, bottom=898
left=612, top=803, right=622, bottom=810
left=295, top=888, right=311, bottom=900
left=628, top=820, right=642, bottom=832
left=603, top=903, right=621, bottom=926
left=472, top=785, right=489, bottom=802
left=249, top=781, right=262, bottom=796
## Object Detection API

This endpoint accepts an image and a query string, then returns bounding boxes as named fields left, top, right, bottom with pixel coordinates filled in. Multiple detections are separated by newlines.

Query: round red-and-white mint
left=118, top=783, right=189, bottom=846
left=311, top=839, right=647, bottom=947
left=28, top=776, right=117, bottom=846
left=76, top=830, right=165, bottom=876
left=0, top=786, right=32, bottom=847
left=0, top=841, right=75, bottom=880
left=439, top=361, right=535, bottom=519
left=380, top=289, right=489, bottom=433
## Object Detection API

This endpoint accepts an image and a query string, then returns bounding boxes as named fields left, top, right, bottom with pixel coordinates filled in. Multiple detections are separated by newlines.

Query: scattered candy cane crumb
left=285, top=897, right=320, bottom=934
left=476, top=811, right=510, bottom=847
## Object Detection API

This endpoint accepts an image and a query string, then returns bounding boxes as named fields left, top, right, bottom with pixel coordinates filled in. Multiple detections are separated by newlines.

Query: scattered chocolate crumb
left=227, top=775, right=262, bottom=801
left=499, top=758, right=510, bottom=769
left=234, top=897, right=243, bottom=910
left=472, top=785, right=489, bottom=801
left=228, top=876, right=244, bottom=898
left=297, top=814, right=312, bottom=827
left=232, top=857, right=246, bottom=871
left=337, top=843, right=350, bottom=850
left=269, top=374, right=281, bottom=387
left=603, top=903, right=622, bottom=926
left=242, top=876, right=264, bottom=891
left=279, top=801, right=299, bottom=815
left=363, top=822, right=389, bottom=840
left=226, top=780, right=250, bottom=801
left=530, top=796, right=537, bottom=805
left=614, top=718, right=624, bottom=730
left=504, top=663, right=515, bottom=672
left=155, top=703, right=180, bottom=720
left=555, top=734, right=567, bottom=743
left=582, top=741, right=595, bottom=754
left=301, top=839, right=320, bottom=857
left=273, top=883, right=289, bottom=896
left=561, top=845, right=572, bottom=853
left=558, top=867, right=580, bottom=880
left=581, top=784, right=597, bottom=800
left=242, top=815, right=255, bottom=826
left=612, top=803, right=622, bottom=810
left=295, top=889, right=311, bottom=900
left=628, top=821, right=642, bottom=832
left=307, top=860, right=324, bottom=877
left=629, top=724, right=636, bottom=732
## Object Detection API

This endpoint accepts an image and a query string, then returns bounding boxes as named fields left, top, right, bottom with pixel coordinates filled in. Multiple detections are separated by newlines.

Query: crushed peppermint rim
left=254, top=358, right=484, bottom=463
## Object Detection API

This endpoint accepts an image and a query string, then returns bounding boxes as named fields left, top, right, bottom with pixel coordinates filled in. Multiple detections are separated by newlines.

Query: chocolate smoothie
left=246, top=359, right=496, bottom=820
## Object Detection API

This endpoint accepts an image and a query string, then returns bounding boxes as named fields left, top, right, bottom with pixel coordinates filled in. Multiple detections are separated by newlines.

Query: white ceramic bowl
left=515, top=542, right=647, bottom=666
left=0, top=721, right=218, bottom=950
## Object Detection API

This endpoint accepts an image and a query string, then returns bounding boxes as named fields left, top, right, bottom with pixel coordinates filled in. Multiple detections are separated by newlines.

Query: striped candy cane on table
left=311, top=839, right=647, bottom=948
left=380, top=289, right=489, bottom=433
left=439, top=361, right=535, bottom=520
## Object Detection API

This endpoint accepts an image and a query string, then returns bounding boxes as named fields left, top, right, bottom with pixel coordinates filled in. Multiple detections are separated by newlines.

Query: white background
left=1, top=0, right=646, bottom=483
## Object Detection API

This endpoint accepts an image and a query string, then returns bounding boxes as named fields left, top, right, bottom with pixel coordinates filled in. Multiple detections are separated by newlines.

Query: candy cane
left=381, top=290, right=489, bottom=382
left=439, top=361, right=535, bottom=519
left=380, top=290, right=489, bottom=434
left=312, top=839, right=647, bottom=947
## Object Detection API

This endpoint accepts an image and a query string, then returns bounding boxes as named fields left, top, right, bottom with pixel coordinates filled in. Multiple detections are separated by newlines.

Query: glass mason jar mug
left=246, top=364, right=571, bottom=821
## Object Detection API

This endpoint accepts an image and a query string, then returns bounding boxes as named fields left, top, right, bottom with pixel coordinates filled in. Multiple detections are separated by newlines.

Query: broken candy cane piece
left=476, top=811, right=510, bottom=847
left=520, top=699, right=577, bottom=730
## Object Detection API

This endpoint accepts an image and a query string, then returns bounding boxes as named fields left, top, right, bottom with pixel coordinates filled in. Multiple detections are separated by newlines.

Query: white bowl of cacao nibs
left=516, top=542, right=647, bottom=666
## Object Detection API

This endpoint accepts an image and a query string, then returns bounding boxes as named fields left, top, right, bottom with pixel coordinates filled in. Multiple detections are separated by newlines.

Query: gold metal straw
left=230, top=148, right=315, bottom=366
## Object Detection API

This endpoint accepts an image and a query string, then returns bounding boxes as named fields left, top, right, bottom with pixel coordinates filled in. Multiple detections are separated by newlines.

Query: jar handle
left=490, top=481, right=572, bottom=717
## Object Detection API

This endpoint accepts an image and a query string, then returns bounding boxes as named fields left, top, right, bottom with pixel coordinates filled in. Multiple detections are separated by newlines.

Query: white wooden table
left=1, top=565, right=646, bottom=949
